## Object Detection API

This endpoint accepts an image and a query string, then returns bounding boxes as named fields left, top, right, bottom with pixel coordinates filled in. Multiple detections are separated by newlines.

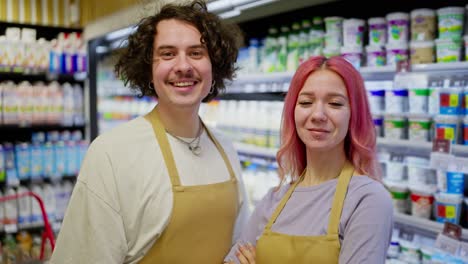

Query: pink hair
left=276, top=56, right=381, bottom=185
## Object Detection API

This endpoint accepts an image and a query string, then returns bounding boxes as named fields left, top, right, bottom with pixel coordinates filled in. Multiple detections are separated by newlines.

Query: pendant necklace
left=166, top=123, right=203, bottom=156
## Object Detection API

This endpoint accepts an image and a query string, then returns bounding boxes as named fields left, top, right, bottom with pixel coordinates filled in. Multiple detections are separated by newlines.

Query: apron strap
left=327, top=160, right=354, bottom=236
left=145, top=106, right=237, bottom=187
left=264, top=172, right=304, bottom=230
left=146, top=107, right=182, bottom=187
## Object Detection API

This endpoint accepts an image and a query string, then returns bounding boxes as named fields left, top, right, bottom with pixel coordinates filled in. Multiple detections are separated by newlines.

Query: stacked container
left=435, top=6, right=465, bottom=63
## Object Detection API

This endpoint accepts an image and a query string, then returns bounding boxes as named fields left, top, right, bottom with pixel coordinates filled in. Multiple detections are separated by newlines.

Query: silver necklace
left=166, top=124, right=203, bottom=156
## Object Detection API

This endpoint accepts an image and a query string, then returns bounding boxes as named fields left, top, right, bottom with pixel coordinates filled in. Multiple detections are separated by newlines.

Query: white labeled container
left=342, top=18, right=365, bottom=47
left=408, top=113, right=432, bottom=142
left=409, top=40, right=435, bottom=64
left=384, top=113, right=407, bottom=139
left=435, top=37, right=462, bottom=63
left=324, top=16, right=343, bottom=48
left=386, top=180, right=409, bottom=213
left=367, top=17, right=387, bottom=46
left=409, top=187, right=435, bottom=219
left=366, top=81, right=386, bottom=113
left=436, top=6, right=465, bottom=39
left=408, top=86, right=430, bottom=113
left=340, top=45, right=363, bottom=69
left=373, top=114, right=384, bottom=137
left=365, top=45, right=386, bottom=67
left=434, top=192, right=463, bottom=224
left=385, top=86, right=408, bottom=113
left=386, top=12, right=410, bottom=44
left=438, top=87, right=464, bottom=115
left=410, top=8, right=436, bottom=41
left=386, top=42, right=409, bottom=67
left=324, top=16, right=344, bottom=34
left=434, top=114, right=461, bottom=144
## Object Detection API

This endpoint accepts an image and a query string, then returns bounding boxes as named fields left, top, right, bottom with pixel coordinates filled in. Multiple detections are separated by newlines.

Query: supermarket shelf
left=0, top=124, right=85, bottom=130
left=234, top=142, right=277, bottom=158
left=232, top=71, right=294, bottom=84
left=234, top=139, right=468, bottom=159
left=231, top=62, right=468, bottom=92
left=0, top=71, right=86, bottom=83
left=377, top=138, right=468, bottom=157
left=394, top=212, right=468, bottom=241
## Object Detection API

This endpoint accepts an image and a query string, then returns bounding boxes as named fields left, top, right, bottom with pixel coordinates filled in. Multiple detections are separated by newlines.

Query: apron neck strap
left=264, top=172, right=304, bottom=230
left=327, top=160, right=354, bottom=235
left=145, top=107, right=237, bottom=187
left=263, top=161, right=354, bottom=234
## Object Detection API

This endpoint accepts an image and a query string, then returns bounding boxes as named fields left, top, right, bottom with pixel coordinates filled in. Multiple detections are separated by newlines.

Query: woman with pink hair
left=225, top=56, right=393, bottom=264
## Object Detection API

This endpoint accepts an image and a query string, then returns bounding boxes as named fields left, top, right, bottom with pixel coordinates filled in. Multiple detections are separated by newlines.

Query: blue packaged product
left=0, top=144, right=5, bottom=182
left=30, top=142, right=43, bottom=180
left=53, top=141, right=67, bottom=179
left=15, top=142, right=30, bottom=181
left=42, top=142, right=55, bottom=178
left=31, top=132, right=46, bottom=143
left=47, top=131, right=60, bottom=143
left=65, top=141, right=79, bottom=175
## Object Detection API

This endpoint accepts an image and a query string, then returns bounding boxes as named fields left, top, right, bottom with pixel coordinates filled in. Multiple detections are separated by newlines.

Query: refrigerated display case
left=87, top=30, right=157, bottom=139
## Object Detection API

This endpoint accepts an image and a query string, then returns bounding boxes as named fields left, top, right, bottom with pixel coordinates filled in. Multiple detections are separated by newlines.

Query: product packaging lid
left=386, top=12, right=410, bottom=21
left=324, top=16, right=344, bottom=22
left=343, top=18, right=365, bottom=26
left=410, top=8, right=436, bottom=18
left=436, top=6, right=465, bottom=15
left=368, top=17, right=386, bottom=25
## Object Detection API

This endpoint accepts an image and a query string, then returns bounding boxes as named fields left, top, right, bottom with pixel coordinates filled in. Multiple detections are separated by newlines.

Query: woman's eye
left=329, top=102, right=344, bottom=107
left=298, top=101, right=312, bottom=106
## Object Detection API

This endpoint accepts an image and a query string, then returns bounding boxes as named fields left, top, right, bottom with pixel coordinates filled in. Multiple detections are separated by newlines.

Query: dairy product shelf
left=234, top=142, right=277, bottom=158
left=394, top=212, right=468, bottom=241
left=234, top=140, right=468, bottom=159
left=378, top=138, right=468, bottom=158
left=230, top=61, right=468, bottom=92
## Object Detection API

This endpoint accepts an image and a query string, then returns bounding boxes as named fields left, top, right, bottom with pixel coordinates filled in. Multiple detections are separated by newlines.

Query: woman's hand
left=225, top=242, right=256, bottom=264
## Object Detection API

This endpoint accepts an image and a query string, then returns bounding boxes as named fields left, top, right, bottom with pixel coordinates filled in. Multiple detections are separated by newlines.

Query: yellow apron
left=256, top=161, right=355, bottom=264
left=139, top=108, right=239, bottom=264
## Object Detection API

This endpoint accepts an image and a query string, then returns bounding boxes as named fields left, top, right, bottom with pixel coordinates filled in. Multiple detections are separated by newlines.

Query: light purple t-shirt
left=224, top=175, right=394, bottom=264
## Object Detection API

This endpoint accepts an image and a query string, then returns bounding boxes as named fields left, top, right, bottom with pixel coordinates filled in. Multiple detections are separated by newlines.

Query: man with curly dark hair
left=51, top=1, right=250, bottom=263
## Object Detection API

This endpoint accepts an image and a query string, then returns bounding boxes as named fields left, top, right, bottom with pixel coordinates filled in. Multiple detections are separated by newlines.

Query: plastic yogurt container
left=365, top=45, right=386, bottom=67
left=386, top=12, right=410, bottom=44
left=436, top=6, right=465, bottom=39
left=410, top=8, right=436, bottom=41
left=367, top=17, right=387, bottom=46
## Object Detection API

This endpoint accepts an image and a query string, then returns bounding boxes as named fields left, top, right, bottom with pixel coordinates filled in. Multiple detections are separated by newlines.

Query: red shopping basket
left=0, top=190, right=55, bottom=260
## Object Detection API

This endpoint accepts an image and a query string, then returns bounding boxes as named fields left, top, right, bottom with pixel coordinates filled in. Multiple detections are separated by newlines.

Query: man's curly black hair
left=114, top=0, right=243, bottom=102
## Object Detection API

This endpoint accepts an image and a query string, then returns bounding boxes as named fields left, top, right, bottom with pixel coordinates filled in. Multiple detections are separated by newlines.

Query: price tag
left=432, top=138, right=451, bottom=154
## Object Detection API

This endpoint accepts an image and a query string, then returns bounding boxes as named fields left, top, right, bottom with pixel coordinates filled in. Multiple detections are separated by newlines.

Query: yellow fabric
left=256, top=161, right=355, bottom=264
left=139, top=107, right=239, bottom=264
